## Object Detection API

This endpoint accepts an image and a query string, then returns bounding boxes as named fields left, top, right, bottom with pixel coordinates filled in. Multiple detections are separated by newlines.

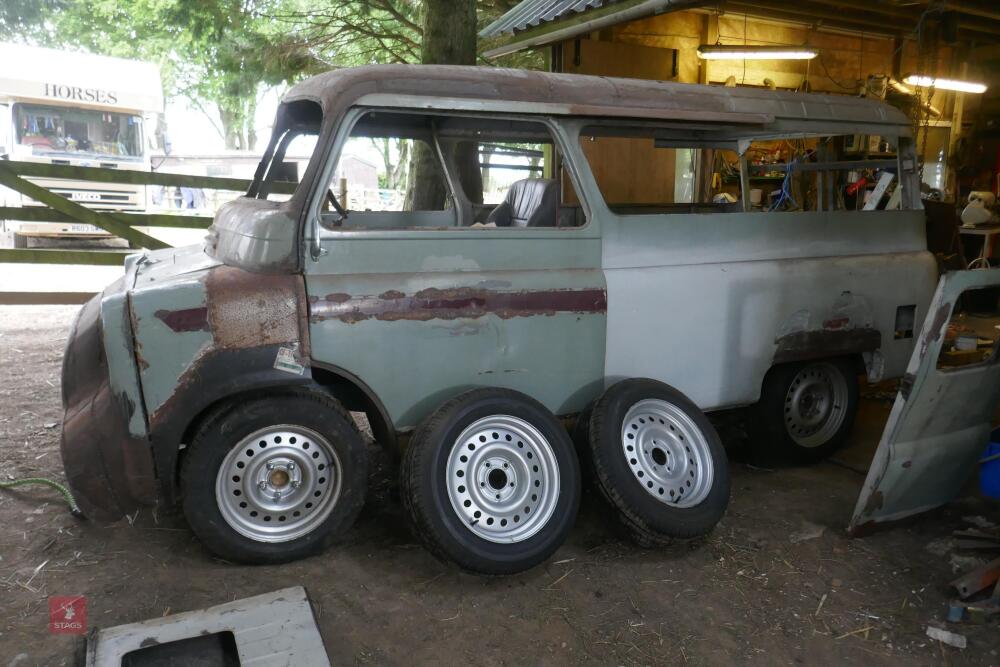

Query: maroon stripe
left=155, top=306, right=209, bottom=332
left=311, top=287, right=606, bottom=323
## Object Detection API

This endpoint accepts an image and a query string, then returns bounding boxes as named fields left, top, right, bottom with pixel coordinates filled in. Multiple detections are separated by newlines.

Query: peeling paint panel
left=131, top=260, right=310, bottom=423
left=306, top=266, right=606, bottom=430
left=849, top=270, right=1000, bottom=533
left=132, top=273, right=214, bottom=420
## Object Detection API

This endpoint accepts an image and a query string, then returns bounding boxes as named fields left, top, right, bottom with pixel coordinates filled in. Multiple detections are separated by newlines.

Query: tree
left=406, top=0, right=481, bottom=210
left=0, top=0, right=68, bottom=39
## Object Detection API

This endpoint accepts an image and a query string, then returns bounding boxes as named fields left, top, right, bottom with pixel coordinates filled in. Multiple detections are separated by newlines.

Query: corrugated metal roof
left=480, top=0, right=612, bottom=38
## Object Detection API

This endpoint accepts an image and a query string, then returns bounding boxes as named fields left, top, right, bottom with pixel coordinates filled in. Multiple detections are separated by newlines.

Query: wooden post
left=339, top=177, right=348, bottom=210
left=700, top=13, right=719, bottom=85
left=946, top=60, right=969, bottom=202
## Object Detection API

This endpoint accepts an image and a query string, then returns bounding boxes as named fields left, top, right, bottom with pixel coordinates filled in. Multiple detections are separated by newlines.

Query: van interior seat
left=485, top=178, right=559, bottom=227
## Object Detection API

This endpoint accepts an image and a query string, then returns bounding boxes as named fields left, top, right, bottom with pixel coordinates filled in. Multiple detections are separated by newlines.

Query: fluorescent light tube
left=902, top=75, right=987, bottom=94
left=698, top=45, right=818, bottom=60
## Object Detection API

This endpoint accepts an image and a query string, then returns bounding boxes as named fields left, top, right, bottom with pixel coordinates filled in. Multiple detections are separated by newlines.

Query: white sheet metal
left=849, top=269, right=1000, bottom=532
left=86, top=586, right=330, bottom=666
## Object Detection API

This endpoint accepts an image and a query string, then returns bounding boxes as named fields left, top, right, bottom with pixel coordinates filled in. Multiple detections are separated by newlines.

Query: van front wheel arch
left=749, top=357, right=860, bottom=463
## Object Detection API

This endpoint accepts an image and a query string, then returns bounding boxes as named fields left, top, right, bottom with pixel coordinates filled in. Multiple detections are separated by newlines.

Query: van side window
left=321, top=111, right=585, bottom=230
left=578, top=124, right=743, bottom=214
left=578, top=124, right=909, bottom=215
left=741, top=135, right=906, bottom=212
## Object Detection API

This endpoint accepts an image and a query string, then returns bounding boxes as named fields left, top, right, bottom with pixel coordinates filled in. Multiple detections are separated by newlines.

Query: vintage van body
left=61, top=65, right=936, bottom=573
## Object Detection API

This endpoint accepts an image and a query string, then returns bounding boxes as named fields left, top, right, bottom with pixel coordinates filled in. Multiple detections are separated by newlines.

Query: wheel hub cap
left=621, top=399, right=714, bottom=508
left=215, top=425, right=342, bottom=543
left=784, top=363, right=849, bottom=447
left=446, top=415, right=560, bottom=544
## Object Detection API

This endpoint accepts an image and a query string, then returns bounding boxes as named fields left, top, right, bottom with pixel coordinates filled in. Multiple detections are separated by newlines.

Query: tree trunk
left=219, top=106, right=240, bottom=150
left=218, top=97, right=257, bottom=151
left=406, top=0, right=479, bottom=211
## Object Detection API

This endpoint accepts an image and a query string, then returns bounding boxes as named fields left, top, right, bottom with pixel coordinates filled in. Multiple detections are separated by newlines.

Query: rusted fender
left=61, top=285, right=157, bottom=520
left=132, top=263, right=314, bottom=505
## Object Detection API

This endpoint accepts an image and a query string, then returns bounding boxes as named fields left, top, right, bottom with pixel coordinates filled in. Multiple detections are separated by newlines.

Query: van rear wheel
left=587, top=379, right=730, bottom=547
left=181, top=390, right=368, bottom=564
left=750, top=358, right=859, bottom=463
left=400, top=388, right=580, bottom=575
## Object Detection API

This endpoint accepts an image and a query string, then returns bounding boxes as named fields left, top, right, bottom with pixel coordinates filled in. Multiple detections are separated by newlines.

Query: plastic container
left=982, top=436, right=1000, bottom=500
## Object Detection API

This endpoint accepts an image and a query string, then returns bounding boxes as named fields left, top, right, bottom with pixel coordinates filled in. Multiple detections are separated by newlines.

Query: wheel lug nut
left=287, top=462, right=295, bottom=470
left=266, top=462, right=275, bottom=470
left=257, top=481, right=267, bottom=490
left=273, top=491, right=281, bottom=501
left=291, top=481, right=300, bottom=488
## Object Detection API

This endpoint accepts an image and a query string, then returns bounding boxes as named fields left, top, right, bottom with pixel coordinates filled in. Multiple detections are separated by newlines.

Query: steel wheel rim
left=215, top=424, right=342, bottom=543
left=621, top=399, right=714, bottom=508
left=784, top=362, right=849, bottom=448
left=446, top=415, right=560, bottom=544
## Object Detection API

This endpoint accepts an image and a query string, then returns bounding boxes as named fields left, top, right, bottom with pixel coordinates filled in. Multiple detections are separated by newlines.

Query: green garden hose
left=0, top=477, right=82, bottom=516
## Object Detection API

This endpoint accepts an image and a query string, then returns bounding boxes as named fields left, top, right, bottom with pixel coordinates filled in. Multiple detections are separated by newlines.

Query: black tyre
left=749, top=358, right=859, bottom=463
left=588, top=379, right=730, bottom=547
left=13, top=233, right=27, bottom=249
left=401, top=388, right=581, bottom=575
left=181, top=389, right=368, bottom=564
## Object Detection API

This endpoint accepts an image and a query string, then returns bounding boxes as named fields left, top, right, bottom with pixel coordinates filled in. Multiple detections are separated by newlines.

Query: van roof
left=284, top=64, right=911, bottom=136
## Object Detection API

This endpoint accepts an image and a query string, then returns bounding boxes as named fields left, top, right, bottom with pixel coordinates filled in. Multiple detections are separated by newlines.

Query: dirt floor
left=1, top=305, right=999, bottom=666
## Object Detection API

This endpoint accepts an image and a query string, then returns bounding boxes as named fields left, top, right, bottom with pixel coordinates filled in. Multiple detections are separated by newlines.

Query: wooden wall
left=560, top=9, right=959, bottom=115
left=560, top=40, right=680, bottom=205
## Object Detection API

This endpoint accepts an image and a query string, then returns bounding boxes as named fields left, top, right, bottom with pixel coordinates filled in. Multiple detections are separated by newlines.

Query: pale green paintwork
left=306, top=264, right=607, bottom=429
left=127, top=246, right=219, bottom=420
left=98, top=272, right=147, bottom=437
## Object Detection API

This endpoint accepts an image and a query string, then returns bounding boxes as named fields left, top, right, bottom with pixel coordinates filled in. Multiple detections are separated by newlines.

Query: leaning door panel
left=850, top=270, right=1000, bottom=532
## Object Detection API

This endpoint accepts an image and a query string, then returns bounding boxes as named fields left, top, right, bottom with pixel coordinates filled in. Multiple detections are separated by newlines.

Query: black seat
left=485, top=178, right=558, bottom=227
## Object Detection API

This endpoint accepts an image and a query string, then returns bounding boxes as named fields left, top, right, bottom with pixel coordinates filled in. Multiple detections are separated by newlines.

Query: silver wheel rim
left=621, top=399, right=714, bottom=508
left=784, top=362, right=849, bottom=448
left=446, top=415, right=560, bottom=544
left=215, top=425, right=342, bottom=543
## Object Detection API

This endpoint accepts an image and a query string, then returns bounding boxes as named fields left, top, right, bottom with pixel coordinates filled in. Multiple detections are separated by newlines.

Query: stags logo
left=49, top=596, right=87, bottom=634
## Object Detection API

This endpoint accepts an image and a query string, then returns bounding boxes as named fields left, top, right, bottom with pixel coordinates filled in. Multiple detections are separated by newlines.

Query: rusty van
left=60, top=65, right=936, bottom=574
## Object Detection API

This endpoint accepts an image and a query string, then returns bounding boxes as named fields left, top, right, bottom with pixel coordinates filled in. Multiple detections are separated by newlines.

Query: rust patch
left=861, top=489, right=884, bottom=517
left=154, top=307, right=209, bottom=333
left=918, top=301, right=953, bottom=359
left=129, top=303, right=150, bottom=371
left=310, top=287, right=607, bottom=324
left=204, top=266, right=305, bottom=350
left=773, top=327, right=881, bottom=365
